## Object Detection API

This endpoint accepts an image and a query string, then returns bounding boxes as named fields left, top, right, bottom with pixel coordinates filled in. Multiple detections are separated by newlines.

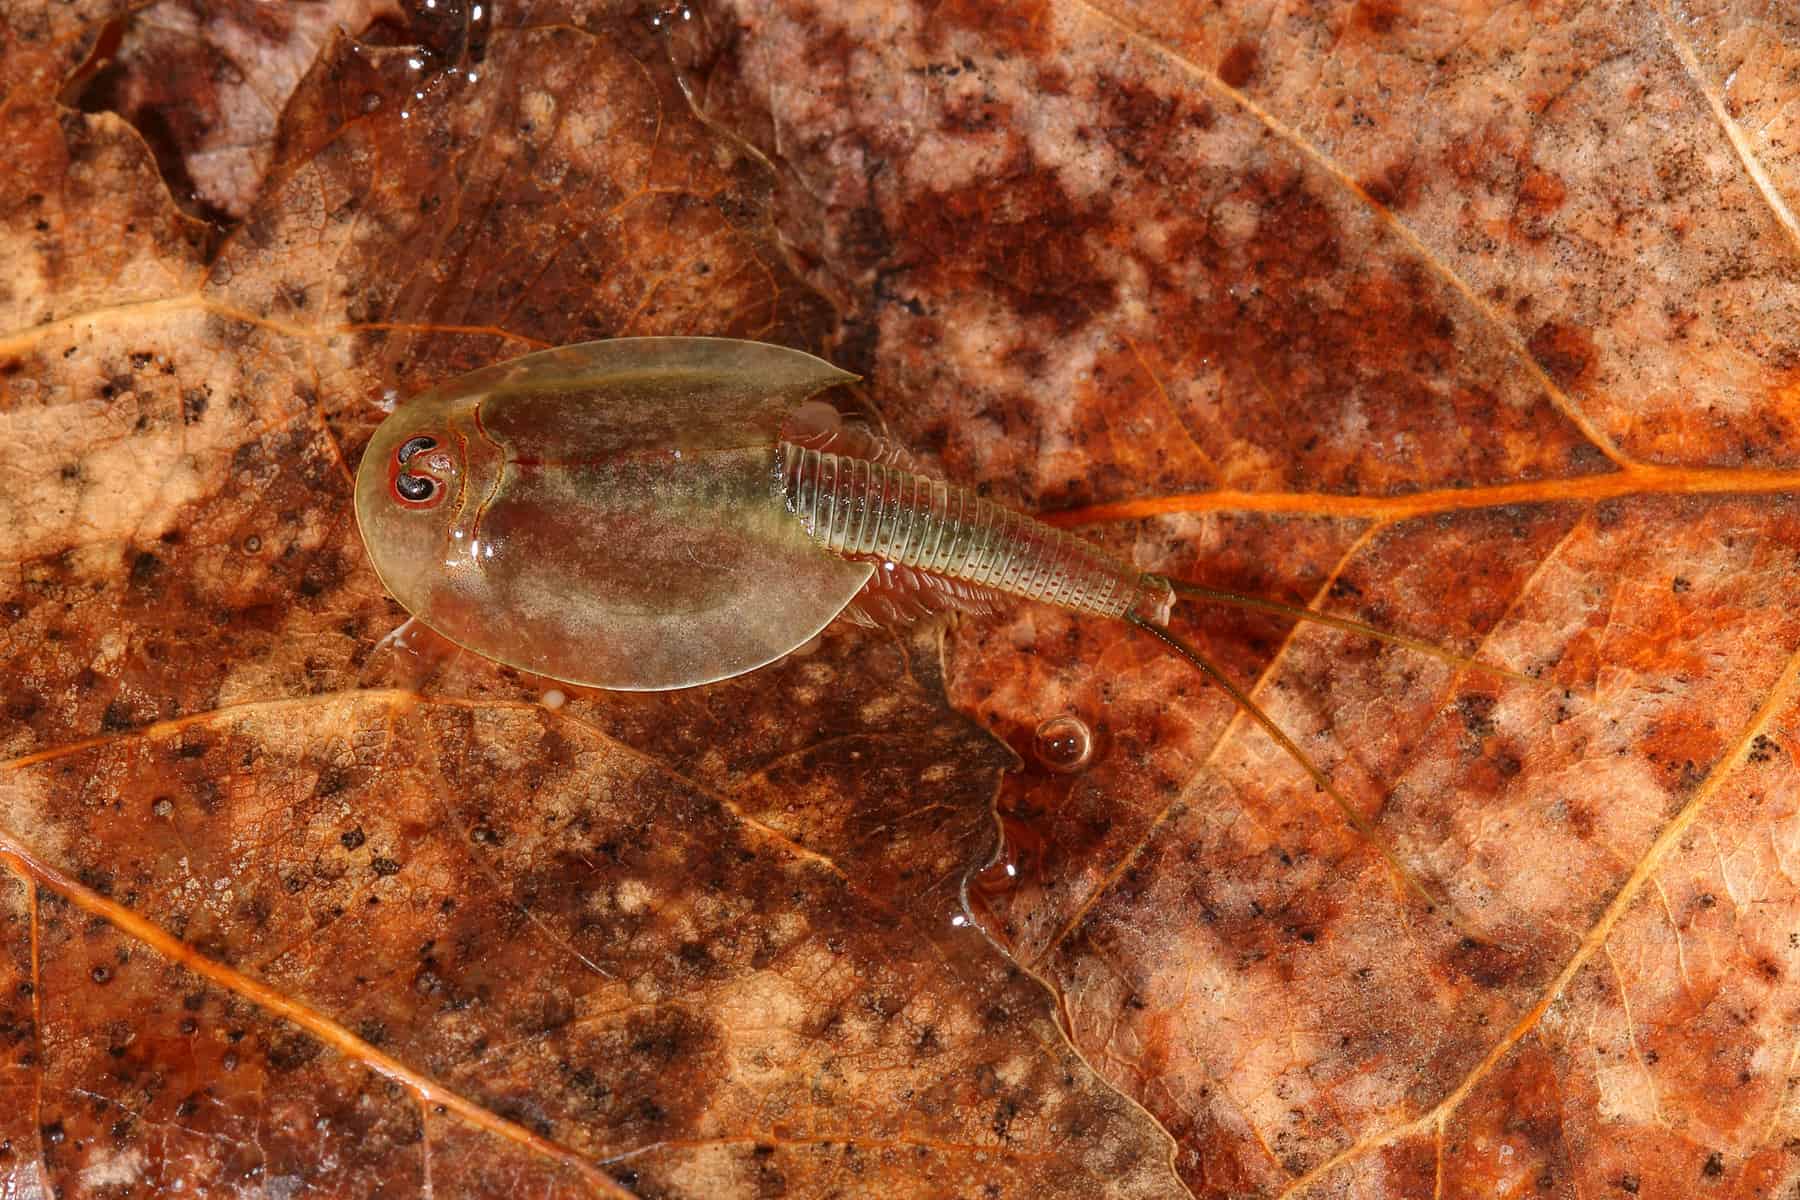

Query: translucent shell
left=354, top=337, right=873, bottom=690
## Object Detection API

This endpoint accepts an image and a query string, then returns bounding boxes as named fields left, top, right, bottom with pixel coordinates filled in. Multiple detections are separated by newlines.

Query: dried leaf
left=1, top=2, right=1181, bottom=1195
left=10, top=0, right=1800, bottom=1196
left=684, top=1, right=1800, bottom=1196
left=64, top=0, right=403, bottom=222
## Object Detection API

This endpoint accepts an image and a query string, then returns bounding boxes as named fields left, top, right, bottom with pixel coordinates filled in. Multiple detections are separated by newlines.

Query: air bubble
left=647, top=2, right=693, bottom=29
left=1033, top=714, right=1093, bottom=773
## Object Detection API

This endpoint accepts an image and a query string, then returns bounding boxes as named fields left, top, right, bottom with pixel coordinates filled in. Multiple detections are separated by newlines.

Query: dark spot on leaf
left=1457, top=693, right=1497, bottom=738
left=1360, top=157, right=1418, bottom=210
left=1528, top=321, right=1596, bottom=389
left=128, top=550, right=163, bottom=588
left=267, top=1032, right=322, bottom=1071
left=1217, top=41, right=1259, bottom=88
left=99, top=700, right=138, bottom=732
left=991, top=1097, right=1019, bottom=1140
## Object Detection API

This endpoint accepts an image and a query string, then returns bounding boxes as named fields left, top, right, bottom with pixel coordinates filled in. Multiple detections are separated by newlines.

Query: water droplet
left=540, top=688, right=567, bottom=710
left=1033, top=714, right=1093, bottom=773
left=647, top=2, right=693, bottom=29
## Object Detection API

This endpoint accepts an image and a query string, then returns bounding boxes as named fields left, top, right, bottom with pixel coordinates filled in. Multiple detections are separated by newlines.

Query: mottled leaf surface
left=7, top=0, right=1800, bottom=1197
left=681, top=1, right=1800, bottom=1197
left=0, top=1, right=1181, bottom=1195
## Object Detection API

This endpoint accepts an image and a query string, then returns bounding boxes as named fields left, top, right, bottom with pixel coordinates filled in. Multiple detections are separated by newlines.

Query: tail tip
left=1131, top=574, right=1176, bottom=625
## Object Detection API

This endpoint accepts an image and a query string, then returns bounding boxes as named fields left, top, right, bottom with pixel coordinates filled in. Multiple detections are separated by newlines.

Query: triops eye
left=394, top=473, right=436, bottom=502
left=397, top=435, right=438, bottom=465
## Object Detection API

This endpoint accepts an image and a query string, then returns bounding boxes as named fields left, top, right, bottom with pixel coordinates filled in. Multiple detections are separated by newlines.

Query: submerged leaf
left=0, top=2, right=1181, bottom=1195
left=8, top=0, right=1800, bottom=1196
left=685, top=0, right=1800, bottom=1196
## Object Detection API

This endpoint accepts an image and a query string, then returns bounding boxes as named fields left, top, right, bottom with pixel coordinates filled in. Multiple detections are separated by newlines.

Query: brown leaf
left=679, top=1, right=1800, bottom=1197
left=1, top=2, right=1180, bottom=1195
left=62, top=0, right=404, bottom=223
left=10, top=0, right=1800, bottom=1197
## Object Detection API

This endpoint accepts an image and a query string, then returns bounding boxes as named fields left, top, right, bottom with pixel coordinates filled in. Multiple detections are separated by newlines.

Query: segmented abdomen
left=777, top=442, right=1168, bottom=621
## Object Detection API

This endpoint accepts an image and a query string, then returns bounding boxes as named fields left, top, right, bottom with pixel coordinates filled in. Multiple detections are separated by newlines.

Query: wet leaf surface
left=682, top=1, right=1800, bottom=1196
left=1, top=1, right=1179, bottom=1194
left=5, top=0, right=1800, bottom=1197
left=61, top=0, right=404, bottom=225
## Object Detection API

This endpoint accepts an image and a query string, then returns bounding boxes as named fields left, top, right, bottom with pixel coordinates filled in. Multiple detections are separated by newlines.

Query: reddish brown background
left=3, top=0, right=1800, bottom=1196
